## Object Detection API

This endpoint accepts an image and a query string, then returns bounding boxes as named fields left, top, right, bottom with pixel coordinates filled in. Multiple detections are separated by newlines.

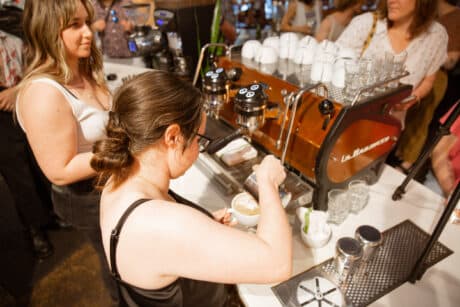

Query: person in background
left=91, top=0, right=134, bottom=59
left=132, top=0, right=155, bottom=27
left=432, top=106, right=460, bottom=197
left=17, top=0, right=117, bottom=303
left=0, top=29, right=53, bottom=259
left=315, top=0, right=362, bottom=42
left=429, top=0, right=460, bottom=138
left=91, top=70, right=292, bottom=306
left=336, top=0, right=448, bottom=173
left=220, top=0, right=238, bottom=44
left=281, top=0, right=321, bottom=35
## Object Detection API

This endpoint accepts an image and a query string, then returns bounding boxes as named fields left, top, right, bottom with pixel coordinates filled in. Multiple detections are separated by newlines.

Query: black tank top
left=110, top=190, right=228, bottom=307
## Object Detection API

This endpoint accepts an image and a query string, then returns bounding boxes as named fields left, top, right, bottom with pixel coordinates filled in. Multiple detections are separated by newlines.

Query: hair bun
left=91, top=114, right=133, bottom=175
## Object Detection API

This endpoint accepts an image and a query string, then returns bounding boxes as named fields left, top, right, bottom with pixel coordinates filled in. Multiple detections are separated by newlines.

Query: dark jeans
left=0, top=111, right=51, bottom=228
left=51, top=180, right=119, bottom=304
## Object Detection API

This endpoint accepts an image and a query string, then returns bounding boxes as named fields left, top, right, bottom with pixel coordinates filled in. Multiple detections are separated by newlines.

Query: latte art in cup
left=230, top=192, right=260, bottom=227
left=233, top=193, right=260, bottom=216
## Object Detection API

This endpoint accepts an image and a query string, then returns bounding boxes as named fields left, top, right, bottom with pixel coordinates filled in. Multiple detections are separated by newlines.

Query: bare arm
left=444, top=51, right=460, bottom=70
left=91, top=19, right=106, bottom=32
left=280, top=2, right=297, bottom=32
left=116, top=156, right=292, bottom=288
left=315, top=16, right=332, bottom=42
left=432, top=134, right=457, bottom=197
left=399, top=73, right=437, bottom=111
left=17, top=82, right=96, bottom=185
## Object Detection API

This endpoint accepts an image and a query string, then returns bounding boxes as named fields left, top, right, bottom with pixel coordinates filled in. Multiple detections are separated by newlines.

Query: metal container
left=355, top=225, right=383, bottom=262
left=234, top=84, right=267, bottom=133
left=334, top=237, right=363, bottom=281
left=243, top=172, right=291, bottom=206
left=202, top=68, right=228, bottom=117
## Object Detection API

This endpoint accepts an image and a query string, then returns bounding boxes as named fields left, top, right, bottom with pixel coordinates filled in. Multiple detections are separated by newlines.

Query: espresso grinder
left=123, top=3, right=169, bottom=69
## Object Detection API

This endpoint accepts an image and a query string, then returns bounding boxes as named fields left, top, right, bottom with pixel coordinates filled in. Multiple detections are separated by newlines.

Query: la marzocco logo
left=341, top=136, right=391, bottom=163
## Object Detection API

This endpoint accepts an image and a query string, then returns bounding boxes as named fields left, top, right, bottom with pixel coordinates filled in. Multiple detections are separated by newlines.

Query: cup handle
left=226, top=208, right=238, bottom=225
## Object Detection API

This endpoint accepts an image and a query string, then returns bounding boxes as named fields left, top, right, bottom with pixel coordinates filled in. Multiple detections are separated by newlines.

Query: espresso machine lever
left=193, top=43, right=229, bottom=87
left=281, top=83, right=329, bottom=165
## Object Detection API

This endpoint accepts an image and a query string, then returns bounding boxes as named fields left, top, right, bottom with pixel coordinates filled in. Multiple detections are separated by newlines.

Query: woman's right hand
left=255, top=155, right=286, bottom=189
left=92, top=19, right=106, bottom=32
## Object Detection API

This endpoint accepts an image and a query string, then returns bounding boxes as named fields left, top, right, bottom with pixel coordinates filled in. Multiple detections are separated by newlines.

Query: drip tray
left=272, top=220, right=453, bottom=307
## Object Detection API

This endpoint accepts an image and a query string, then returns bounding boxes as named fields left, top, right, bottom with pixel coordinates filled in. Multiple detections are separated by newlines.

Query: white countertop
left=171, top=162, right=460, bottom=307
left=104, top=62, right=152, bottom=93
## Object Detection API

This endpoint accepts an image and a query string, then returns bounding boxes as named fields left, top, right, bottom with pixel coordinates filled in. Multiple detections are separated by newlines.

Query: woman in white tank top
left=281, top=0, right=321, bottom=35
left=16, top=0, right=117, bottom=303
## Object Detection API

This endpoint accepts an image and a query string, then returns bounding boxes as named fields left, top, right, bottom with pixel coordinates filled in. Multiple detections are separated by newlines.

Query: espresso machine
left=193, top=43, right=413, bottom=211
left=122, top=3, right=191, bottom=76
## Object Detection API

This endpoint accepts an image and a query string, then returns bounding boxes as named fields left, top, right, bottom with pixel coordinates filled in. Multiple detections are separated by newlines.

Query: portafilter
left=202, top=68, right=228, bottom=118
left=205, top=83, right=268, bottom=155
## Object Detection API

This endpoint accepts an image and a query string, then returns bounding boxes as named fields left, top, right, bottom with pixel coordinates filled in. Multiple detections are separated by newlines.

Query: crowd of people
left=0, top=0, right=459, bottom=305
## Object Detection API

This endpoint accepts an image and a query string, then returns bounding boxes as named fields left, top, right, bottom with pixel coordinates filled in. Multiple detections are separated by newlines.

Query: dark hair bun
left=91, top=114, right=133, bottom=174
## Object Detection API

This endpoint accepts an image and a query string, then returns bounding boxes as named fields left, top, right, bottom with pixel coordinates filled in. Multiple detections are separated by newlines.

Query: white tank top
left=16, top=78, right=109, bottom=153
left=292, top=1, right=317, bottom=30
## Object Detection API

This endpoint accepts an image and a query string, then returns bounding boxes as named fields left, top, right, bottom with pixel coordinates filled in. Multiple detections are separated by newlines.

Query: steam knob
left=318, top=99, right=335, bottom=130
left=318, top=99, right=334, bottom=115
left=226, top=67, right=243, bottom=82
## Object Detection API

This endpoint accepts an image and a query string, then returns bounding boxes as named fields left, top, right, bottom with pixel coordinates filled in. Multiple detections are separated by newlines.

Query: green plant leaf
left=303, top=208, right=313, bottom=234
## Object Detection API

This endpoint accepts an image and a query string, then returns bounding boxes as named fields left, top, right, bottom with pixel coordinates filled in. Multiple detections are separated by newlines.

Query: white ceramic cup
left=230, top=192, right=260, bottom=227
left=300, top=222, right=332, bottom=248
left=254, top=46, right=278, bottom=64
left=242, top=40, right=262, bottom=60
left=263, top=36, right=280, bottom=54
left=294, top=47, right=316, bottom=65
left=279, top=32, right=299, bottom=60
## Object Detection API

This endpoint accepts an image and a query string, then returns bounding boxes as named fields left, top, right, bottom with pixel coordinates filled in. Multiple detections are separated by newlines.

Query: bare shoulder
left=18, top=80, right=73, bottom=126
left=124, top=199, right=213, bottom=235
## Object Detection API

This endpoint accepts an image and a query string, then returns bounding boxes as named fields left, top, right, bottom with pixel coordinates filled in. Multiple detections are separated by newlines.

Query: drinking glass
left=388, top=51, right=407, bottom=88
left=343, top=59, right=361, bottom=103
left=348, top=180, right=370, bottom=213
left=376, top=52, right=394, bottom=92
left=327, top=189, right=350, bottom=225
left=358, top=58, right=377, bottom=97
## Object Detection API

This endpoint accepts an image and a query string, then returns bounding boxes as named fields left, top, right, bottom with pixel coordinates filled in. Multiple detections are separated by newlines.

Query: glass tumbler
left=358, top=58, right=377, bottom=97
left=376, top=52, right=394, bottom=92
left=327, top=189, right=350, bottom=225
left=388, top=51, right=407, bottom=88
left=343, top=59, right=361, bottom=103
left=348, top=180, right=370, bottom=213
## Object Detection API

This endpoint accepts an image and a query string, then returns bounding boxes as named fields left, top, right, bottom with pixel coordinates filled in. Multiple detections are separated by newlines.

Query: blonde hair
left=20, top=0, right=106, bottom=90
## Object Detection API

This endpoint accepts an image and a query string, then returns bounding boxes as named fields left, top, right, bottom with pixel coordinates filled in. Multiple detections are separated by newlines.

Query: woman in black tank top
left=91, top=70, right=293, bottom=306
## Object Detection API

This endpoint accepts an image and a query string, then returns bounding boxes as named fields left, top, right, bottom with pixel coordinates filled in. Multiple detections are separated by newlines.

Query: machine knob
left=226, top=67, right=243, bottom=82
left=318, top=99, right=335, bottom=130
left=318, top=99, right=334, bottom=115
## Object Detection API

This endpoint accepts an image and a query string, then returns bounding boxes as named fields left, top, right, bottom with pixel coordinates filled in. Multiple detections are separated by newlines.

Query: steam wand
left=280, top=83, right=329, bottom=165
left=244, top=83, right=328, bottom=206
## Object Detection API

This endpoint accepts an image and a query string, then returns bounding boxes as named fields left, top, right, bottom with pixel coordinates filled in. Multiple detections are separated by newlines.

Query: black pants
left=0, top=111, right=51, bottom=228
left=51, top=180, right=119, bottom=305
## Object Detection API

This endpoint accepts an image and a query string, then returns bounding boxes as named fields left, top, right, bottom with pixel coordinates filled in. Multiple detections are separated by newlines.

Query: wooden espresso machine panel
left=215, top=56, right=412, bottom=210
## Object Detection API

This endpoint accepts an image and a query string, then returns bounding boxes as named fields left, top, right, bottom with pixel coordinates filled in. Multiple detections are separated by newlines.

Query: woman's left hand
left=213, top=208, right=237, bottom=226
